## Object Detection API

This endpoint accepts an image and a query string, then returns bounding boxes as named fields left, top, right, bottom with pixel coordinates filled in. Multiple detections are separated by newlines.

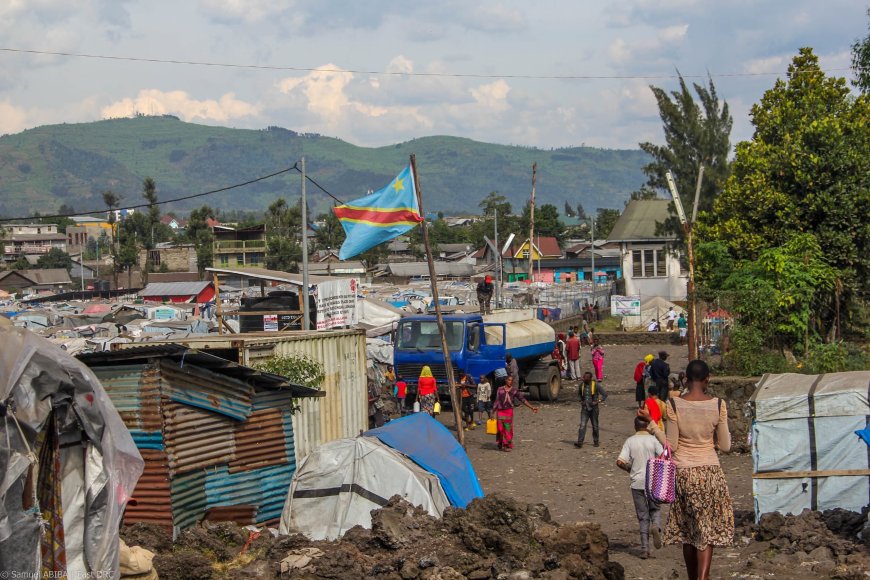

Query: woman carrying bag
left=638, top=359, right=732, bottom=580
left=417, top=366, right=438, bottom=416
left=490, top=375, right=538, bottom=451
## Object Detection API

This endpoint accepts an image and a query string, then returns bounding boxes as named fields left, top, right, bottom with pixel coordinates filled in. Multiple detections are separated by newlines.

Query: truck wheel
left=527, top=384, right=541, bottom=401
left=539, top=367, right=561, bottom=401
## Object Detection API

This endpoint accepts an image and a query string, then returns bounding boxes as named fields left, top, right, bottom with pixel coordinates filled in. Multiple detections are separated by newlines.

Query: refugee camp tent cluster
left=751, top=371, right=870, bottom=519
left=279, top=413, right=484, bottom=540
left=0, top=326, right=142, bottom=578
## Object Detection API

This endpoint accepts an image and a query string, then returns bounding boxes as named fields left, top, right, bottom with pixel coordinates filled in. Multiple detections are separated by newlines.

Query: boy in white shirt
left=476, top=375, right=492, bottom=425
left=617, top=416, right=665, bottom=559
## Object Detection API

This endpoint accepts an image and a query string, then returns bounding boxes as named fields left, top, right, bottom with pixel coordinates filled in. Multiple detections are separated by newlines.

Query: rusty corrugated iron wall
left=96, top=360, right=299, bottom=534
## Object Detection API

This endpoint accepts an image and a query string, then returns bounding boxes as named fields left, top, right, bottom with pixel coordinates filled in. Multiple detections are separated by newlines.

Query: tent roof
left=205, top=266, right=335, bottom=286
left=365, top=413, right=484, bottom=508
left=750, top=371, right=870, bottom=422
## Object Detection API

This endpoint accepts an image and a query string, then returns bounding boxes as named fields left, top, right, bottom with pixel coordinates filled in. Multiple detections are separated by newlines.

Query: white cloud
left=744, top=55, right=786, bottom=75
left=0, top=100, right=29, bottom=135
left=101, top=90, right=260, bottom=122
left=471, top=80, right=510, bottom=111
left=658, top=24, right=688, bottom=43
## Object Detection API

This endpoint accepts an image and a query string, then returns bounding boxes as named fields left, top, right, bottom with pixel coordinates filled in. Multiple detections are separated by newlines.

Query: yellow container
left=486, top=419, right=497, bottom=435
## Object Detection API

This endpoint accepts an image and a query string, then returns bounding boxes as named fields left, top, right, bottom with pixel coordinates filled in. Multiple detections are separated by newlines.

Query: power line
left=0, top=46, right=855, bottom=80
left=294, top=167, right=346, bottom=205
left=2, top=166, right=297, bottom=221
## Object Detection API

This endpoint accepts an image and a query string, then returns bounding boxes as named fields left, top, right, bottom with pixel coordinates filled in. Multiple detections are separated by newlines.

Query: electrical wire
left=2, top=166, right=297, bottom=221
left=294, top=167, right=346, bottom=205
left=0, top=47, right=856, bottom=80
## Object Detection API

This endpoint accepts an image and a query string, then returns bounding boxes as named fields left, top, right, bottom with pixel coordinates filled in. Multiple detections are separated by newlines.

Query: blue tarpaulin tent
left=366, top=413, right=484, bottom=508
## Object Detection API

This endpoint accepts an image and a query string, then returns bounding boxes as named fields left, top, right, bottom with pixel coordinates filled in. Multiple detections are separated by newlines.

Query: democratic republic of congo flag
left=334, top=165, right=423, bottom=260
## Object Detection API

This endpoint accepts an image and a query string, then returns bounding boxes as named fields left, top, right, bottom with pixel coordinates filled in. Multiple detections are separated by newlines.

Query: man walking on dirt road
left=575, top=371, right=607, bottom=448
left=565, top=331, right=581, bottom=380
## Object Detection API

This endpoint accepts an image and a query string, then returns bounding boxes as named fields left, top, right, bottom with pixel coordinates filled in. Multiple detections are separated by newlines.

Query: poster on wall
left=316, top=278, right=359, bottom=330
left=263, top=314, right=279, bottom=332
left=611, top=295, right=641, bottom=317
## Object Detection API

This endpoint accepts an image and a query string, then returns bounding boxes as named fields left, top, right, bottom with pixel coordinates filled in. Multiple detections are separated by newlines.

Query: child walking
left=617, top=416, right=665, bottom=559
left=476, top=374, right=492, bottom=425
left=591, top=338, right=605, bottom=382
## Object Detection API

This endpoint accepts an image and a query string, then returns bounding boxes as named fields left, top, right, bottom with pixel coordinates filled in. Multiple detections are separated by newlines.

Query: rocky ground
left=121, top=342, right=870, bottom=579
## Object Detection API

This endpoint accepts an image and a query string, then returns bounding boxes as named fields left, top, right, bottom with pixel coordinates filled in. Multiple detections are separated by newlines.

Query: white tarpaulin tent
left=750, top=371, right=870, bottom=520
left=620, top=296, right=686, bottom=331
left=278, top=436, right=449, bottom=540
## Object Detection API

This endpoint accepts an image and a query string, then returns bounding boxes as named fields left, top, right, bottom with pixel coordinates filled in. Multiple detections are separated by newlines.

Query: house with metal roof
left=607, top=199, right=688, bottom=301
left=139, top=281, right=215, bottom=303
left=78, top=344, right=323, bottom=533
left=0, top=268, right=73, bottom=294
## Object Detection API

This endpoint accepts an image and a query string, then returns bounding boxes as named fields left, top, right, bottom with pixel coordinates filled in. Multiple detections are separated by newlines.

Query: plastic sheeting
left=0, top=327, right=143, bottom=578
left=366, top=413, right=485, bottom=508
left=751, top=371, right=870, bottom=519
left=278, top=436, right=449, bottom=540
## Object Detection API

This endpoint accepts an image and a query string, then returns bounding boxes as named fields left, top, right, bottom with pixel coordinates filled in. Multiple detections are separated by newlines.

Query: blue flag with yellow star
left=334, top=165, right=423, bottom=260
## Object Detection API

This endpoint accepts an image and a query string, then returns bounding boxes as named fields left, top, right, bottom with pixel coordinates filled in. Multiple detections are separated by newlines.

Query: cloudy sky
left=0, top=0, right=865, bottom=150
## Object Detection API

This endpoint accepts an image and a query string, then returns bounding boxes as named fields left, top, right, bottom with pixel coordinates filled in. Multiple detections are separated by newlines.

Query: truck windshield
left=397, top=321, right=465, bottom=351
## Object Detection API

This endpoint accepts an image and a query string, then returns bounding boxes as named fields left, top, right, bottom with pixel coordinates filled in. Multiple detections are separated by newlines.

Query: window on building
left=632, top=249, right=667, bottom=278
left=220, top=254, right=229, bottom=266
left=236, top=254, right=245, bottom=266
left=148, top=250, right=161, bottom=266
left=249, top=253, right=262, bottom=266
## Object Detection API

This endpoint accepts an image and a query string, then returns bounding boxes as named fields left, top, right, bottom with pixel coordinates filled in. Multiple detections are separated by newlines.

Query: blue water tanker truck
left=393, top=309, right=562, bottom=401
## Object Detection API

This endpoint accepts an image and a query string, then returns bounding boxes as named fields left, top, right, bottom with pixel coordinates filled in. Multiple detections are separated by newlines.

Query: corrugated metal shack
left=78, top=344, right=323, bottom=534
left=115, top=330, right=369, bottom=461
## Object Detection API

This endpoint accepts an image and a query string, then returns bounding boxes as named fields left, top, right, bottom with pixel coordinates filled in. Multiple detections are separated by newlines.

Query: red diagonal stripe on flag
left=334, top=206, right=423, bottom=225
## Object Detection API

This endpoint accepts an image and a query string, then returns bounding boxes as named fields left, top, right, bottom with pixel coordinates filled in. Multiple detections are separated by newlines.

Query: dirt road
left=452, top=342, right=757, bottom=579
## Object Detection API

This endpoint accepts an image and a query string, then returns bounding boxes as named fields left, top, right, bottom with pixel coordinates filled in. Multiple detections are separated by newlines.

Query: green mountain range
left=0, top=116, right=649, bottom=219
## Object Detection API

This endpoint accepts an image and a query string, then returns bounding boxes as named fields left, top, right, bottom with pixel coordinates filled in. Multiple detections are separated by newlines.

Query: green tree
left=12, top=256, right=29, bottom=270
left=563, top=201, right=576, bottom=218
left=594, top=208, right=621, bottom=239
left=575, top=203, right=588, bottom=221
left=314, top=210, right=346, bottom=252
left=722, top=233, right=836, bottom=353
left=519, top=202, right=564, bottom=240
left=359, top=241, right=391, bottom=271
left=36, top=248, right=73, bottom=270
left=265, top=198, right=301, bottom=272
left=701, top=48, right=870, bottom=339
left=188, top=205, right=216, bottom=276
left=852, top=9, right=870, bottom=93
left=639, top=74, right=732, bottom=241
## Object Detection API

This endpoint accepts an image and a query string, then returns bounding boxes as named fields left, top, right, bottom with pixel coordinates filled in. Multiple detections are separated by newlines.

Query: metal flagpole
left=301, top=156, right=310, bottom=330
left=410, top=154, right=464, bottom=446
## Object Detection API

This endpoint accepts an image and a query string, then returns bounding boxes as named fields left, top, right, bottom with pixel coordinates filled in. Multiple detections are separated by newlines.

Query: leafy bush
left=253, top=353, right=325, bottom=390
left=802, top=341, right=870, bottom=374
left=724, top=326, right=789, bottom=376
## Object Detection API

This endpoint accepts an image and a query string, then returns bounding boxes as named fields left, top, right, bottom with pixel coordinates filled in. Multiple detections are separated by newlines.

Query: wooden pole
left=686, top=224, right=699, bottom=360
left=300, top=156, right=310, bottom=331
left=528, top=162, right=536, bottom=282
left=213, top=272, right=223, bottom=335
left=410, top=154, right=464, bottom=446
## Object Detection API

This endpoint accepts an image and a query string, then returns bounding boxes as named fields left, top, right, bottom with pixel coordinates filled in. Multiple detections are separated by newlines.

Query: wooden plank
left=753, top=469, right=870, bottom=479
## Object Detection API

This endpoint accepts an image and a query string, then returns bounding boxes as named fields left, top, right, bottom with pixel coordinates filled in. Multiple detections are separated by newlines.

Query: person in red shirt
left=394, top=379, right=408, bottom=415
left=417, top=366, right=438, bottom=416
left=565, top=331, right=581, bottom=380
left=634, top=354, right=653, bottom=408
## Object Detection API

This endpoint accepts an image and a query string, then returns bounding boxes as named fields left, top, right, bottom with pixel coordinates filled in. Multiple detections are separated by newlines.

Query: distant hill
left=0, top=116, right=649, bottom=218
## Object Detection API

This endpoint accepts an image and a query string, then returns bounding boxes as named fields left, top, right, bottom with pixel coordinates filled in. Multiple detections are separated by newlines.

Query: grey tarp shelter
left=751, top=371, right=870, bottom=519
left=0, top=326, right=143, bottom=578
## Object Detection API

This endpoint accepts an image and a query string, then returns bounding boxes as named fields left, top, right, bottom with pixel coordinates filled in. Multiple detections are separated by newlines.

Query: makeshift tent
left=278, top=436, right=449, bottom=540
left=620, top=296, right=685, bottom=331
left=367, top=413, right=485, bottom=508
left=0, top=327, right=143, bottom=578
left=750, top=371, right=870, bottom=520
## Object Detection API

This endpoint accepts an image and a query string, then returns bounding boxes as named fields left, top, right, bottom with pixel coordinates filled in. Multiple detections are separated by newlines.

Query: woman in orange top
left=417, top=366, right=438, bottom=416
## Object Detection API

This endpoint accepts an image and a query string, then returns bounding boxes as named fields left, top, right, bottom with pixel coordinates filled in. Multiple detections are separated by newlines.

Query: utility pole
left=590, top=214, right=595, bottom=306
left=665, top=169, right=701, bottom=360
left=493, top=208, right=500, bottom=308
left=300, top=156, right=310, bottom=331
left=528, top=163, right=536, bottom=283
left=411, top=154, right=463, bottom=446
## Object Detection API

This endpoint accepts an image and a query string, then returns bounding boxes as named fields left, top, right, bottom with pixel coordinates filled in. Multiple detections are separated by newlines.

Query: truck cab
left=393, top=310, right=560, bottom=401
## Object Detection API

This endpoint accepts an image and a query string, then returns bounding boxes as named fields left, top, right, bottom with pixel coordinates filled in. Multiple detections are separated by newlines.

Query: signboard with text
left=316, top=278, right=359, bottom=330
left=611, top=295, right=641, bottom=317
